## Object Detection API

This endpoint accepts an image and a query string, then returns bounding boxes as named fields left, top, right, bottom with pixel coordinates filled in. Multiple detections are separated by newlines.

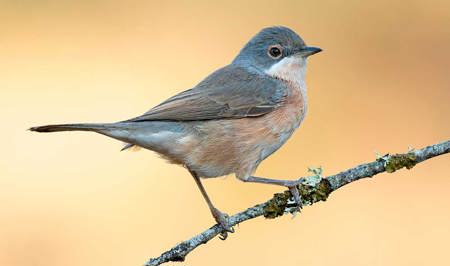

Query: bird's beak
left=297, top=46, right=322, bottom=57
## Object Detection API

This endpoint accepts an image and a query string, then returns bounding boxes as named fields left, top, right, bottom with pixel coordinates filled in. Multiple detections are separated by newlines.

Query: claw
left=219, top=232, right=228, bottom=240
left=211, top=208, right=234, bottom=240
left=289, top=186, right=301, bottom=206
left=283, top=178, right=304, bottom=211
left=288, top=184, right=303, bottom=211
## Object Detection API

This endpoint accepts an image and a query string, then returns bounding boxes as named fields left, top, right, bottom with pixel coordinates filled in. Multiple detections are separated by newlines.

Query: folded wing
left=127, top=65, right=287, bottom=122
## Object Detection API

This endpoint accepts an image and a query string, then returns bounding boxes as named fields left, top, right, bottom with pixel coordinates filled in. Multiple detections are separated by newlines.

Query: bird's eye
left=268, top=45, right=282, bottom=58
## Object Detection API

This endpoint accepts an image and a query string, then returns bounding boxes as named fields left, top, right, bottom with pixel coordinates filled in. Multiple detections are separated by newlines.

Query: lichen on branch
left=383, top=152, right=417, bottom=173
left=263, top=178, right=332, bottom=219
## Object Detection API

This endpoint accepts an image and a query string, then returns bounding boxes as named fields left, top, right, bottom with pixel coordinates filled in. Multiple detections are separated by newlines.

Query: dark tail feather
left=29, top=123, right=108, bottom=133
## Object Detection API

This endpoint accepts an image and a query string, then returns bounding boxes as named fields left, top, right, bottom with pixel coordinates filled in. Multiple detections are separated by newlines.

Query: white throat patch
left=265, top=56, right=307, bottom=90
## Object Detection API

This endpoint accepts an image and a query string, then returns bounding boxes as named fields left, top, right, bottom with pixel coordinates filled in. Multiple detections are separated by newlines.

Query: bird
left=30, top=26, right=321, bottom=239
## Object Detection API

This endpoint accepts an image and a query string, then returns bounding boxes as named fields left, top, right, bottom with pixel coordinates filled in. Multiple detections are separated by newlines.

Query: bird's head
left=233, top=26, right=321, bottom=81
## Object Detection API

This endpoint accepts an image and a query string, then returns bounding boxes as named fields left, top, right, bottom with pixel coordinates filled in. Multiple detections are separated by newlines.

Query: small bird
left=31, top=26, right=321, bottom=239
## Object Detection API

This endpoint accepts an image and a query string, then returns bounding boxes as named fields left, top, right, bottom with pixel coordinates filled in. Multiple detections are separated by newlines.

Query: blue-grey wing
left=127, top=65, right=288, bottom=122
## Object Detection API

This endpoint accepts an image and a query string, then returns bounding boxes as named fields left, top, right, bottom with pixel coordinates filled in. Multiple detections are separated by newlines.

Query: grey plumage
left=233, top=26, right=307, bottom=69
left=127, top=65, right=288, bottom=122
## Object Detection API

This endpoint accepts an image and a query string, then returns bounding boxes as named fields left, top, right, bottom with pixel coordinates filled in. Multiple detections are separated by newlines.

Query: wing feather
left=128, top=65, right=287, bottom=122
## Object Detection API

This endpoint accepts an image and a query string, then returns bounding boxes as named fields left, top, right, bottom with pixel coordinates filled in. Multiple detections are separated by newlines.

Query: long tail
left=29, top=123, right=110, bottom=133
left=30, top=121, right=179, bottom=152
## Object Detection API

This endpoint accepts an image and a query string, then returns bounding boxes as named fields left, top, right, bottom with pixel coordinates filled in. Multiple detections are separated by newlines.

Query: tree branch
left=144, top=140, right=450, bottom=266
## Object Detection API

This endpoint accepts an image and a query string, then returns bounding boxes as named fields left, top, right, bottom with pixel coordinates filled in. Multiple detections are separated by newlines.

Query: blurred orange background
left=1, top=1, right=449, bottom=265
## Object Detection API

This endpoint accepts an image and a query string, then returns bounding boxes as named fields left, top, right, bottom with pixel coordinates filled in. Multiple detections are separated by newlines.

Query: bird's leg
left=242, top=176, right=304, bottom=208
left=188, top=169, right=234, bottom=240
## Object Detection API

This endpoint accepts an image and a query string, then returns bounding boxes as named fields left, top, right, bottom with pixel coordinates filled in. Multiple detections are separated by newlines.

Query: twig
left=144, top=140, right=450, bottom=266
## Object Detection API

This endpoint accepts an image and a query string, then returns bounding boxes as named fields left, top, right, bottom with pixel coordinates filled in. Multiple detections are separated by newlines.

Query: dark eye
left=268, top=45, right=282, bottom=58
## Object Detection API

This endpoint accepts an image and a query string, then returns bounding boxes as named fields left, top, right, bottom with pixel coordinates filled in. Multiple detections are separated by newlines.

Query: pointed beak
left=297, top=46, right=322, bottom=57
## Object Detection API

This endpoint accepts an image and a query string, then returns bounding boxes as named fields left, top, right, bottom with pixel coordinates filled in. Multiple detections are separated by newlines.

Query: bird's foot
left=283, top=179, right=306, bottom=212
left=211, top=207, right=234, bottom=240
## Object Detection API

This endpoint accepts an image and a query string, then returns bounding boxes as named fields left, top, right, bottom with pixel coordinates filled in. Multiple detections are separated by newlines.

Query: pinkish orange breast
left=182, top=81, right=307, bottom=180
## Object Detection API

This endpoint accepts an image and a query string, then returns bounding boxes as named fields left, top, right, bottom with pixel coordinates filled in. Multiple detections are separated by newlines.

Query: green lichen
left=299, top=179, right=333, bottom=204
left=263, top=179, right=332, bottom=219
left=385, top=152, right=417, bottom=173
left=263, top=191, right=291, bottom=219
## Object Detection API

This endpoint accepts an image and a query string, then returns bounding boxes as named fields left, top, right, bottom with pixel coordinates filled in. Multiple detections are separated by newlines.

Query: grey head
left=232, top=26, right=321, bottom=73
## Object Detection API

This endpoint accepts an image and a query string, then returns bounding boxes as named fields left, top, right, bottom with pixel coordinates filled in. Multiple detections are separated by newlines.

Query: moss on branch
left=385, top=152, right=417, bottom=173
left=263, top=179, right=332, bottom=218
